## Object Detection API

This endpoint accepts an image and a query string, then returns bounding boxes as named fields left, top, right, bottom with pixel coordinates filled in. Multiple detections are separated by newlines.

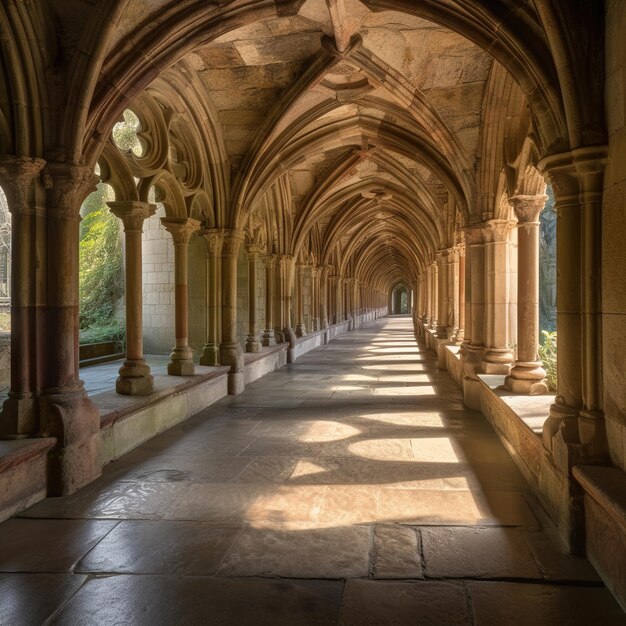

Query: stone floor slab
left=468, top=581, right=626, bottom=626
left=372, top=524, right=423, bottom=579
left=50, top=575, right=343, bottom=626
left=0, top=519, right=117, bottom=571
left=0, top=573, right=87, bottom=625
left=217, top=522, right=372, bottom=578
left=421, top=526, right=542, bottom=579
left=339, top=580, right=472, bottom=626
left=76, top=520, right=243, bottom=575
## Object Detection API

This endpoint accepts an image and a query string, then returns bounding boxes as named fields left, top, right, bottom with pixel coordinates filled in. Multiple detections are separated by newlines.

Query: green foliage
left=79, top=322, right=125, bottom=347
left=79, top=184, right=124, bottom=332
left=539, top=330, right=557, bottom=391
left=112, top=109, right=143, bottom=156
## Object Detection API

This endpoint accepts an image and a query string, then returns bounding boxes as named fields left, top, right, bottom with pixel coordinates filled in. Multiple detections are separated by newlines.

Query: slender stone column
left=295, top=263, right=307, bottom=337
left=320, top=265, right=330, bottom=329
left=481, top=220, right=515, bottom=374
left=199, top=229, right=223, bottom=366
left=423, top=266, right=431, bottom=326
left=436, top=251, right=448, bottom=338
left=505, top=195, right=548, bottom=394
left=456, top=245, right=466, bottom=343
left=278, top=255, right=296, bottom=346
left=262, top=254, right=277, bottom=346
left=220, top=230, right=245, bottom=394
left=39, top=163, right=102, bottom=495
left=539, top=148, right=609, bottom=467
left=429, top=262, right=438, bottom=329
left=0, top=157, right=45, bottom=438
left=109, top=201, right=156, bottom=395
left=448, top=246, right=460, bottom=339
left=245, top=245, right=263, bottom=353
left=311, top=266, right=321, bottom=331
left=161, top=218, right=201, bottom=376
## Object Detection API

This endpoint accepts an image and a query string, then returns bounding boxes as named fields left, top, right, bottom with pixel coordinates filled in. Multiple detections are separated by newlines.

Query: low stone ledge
left=0, top=438, right=56, bottom=523
left=95, top=366, right=230, bottom=464
left=574, top=465, right=626, bottom=611
left=245, top=344, right=288, bottom=385
left=289, top=330, right=325, bottom=363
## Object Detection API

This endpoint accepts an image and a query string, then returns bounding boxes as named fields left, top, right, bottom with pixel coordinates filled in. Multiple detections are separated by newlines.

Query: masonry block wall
left=142, top=204, right=175, bottom=355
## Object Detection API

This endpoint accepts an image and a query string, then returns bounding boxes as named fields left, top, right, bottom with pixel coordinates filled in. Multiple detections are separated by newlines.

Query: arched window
left=0, top=185, right=10, bottom=330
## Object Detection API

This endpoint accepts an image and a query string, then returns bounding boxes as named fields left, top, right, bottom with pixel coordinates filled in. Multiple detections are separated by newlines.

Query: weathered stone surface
left=372, top=524, right=423, bottom=579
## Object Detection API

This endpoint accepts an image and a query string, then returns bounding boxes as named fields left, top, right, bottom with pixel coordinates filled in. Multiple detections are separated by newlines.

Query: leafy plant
left=539, top=330, right=557, bottom=391
left=79, top=183, right=124, bottom=334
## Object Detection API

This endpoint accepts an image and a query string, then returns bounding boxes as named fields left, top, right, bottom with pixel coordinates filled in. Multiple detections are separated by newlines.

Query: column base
left=116, top=359, right=154, bottom=396
left=38, top=388, right=102, bottom=496
left=481, top=348, right=513, bottom=375
left=0, top=393, right=38, bottom=439
left=436, top=325, right=448, bottom=339
left=283, top=326, right=297, bottom=347
left=261, top=330, right=276, bottom=347
left=274, top=329, right=285, bottom=344
left=295, top=323, right=307, bottom=338
left=505, top=362, right=548, bottom=395
left=168, top=346, right=195, bottom=376
left=312, top=318, right=320, bottom=332
left=246, top=337, right=262, bottom=353
left=199, top=343, right=220, bottom=366
left=228, top=371, right=245, bottom=395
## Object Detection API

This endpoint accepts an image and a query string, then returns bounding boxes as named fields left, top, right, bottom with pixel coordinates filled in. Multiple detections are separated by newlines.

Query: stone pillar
left=199, top=229, right=223, bottom=366
left=436, top=251, right=448, bottom=338
left=539, top=148, right=608, bottom=469
left=320, top=265, right=330, bottom=330
left=39, top=163, right=103, bottom=495
left=456, top=244, right=466, bottom=343
left=161, top=217, right=201, bottom=376
left=311, top=266, right=321, bottom=331
left=448, top=246, right=460, bottom=339
left=481, top=220, right=515, bottom=374
left=245, top=245, right=263, bottom=353
left=423, top=266, right=431, bottom=326
left=295, top=263, right=307, bottom=337
left=505, top=195, right=548, bottom=394
left=429, top=262, right=438, bottom=329
left=220, top=230, right=245, bottom=394
left=262, top=254, right=277, bottom=347
left=108, top=201, right=156, bottom=395
left=278, top=255, right=296, bottom=347
left=0, top=157, right=45, bottom=439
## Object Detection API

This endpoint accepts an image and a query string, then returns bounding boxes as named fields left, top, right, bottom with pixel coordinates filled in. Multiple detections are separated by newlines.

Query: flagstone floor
left=1, top=317, right=624, bottom=625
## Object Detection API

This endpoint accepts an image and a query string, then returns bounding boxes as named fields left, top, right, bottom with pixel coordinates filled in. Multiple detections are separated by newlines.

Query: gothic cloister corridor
left=0, top=317, right=623, bottom=625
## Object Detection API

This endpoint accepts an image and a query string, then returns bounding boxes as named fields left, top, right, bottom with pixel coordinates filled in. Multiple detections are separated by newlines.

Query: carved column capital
left=463, top=225, right=484, bottom=246
left=200, top=228, right=225, bottom=256
left=0, top=156, right=46, bottom=215
left=246, top=243, right=265, bottom=259
left=108, top=201, right=157, bottom=232
left=510, top=195, right=548, bottom=224
left=161, top=217, right=201, bottom=245
left=482, top=219, right=515, bottom=243
left=42, top=163, right=100, bottom=218
left=220, top=229, right=244, bottom=257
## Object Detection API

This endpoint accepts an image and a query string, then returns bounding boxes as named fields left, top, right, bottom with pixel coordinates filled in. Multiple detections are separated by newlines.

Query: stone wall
left=141, top=204, right=175, bottom=355
left=603, top=0, right=626, bottom=472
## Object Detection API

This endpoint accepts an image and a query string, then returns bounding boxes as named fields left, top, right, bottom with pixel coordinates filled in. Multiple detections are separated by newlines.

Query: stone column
left=539, top=148, right=608, bottom=468
left=448, top=246, right=460, bottom=339
left=311, top=266, right=321, bottom=331
left=436, top=251, right=448, bottom=338
left=161, top=217, right=201, bottom=376
left=245, top=245, right=263, bottom=353
left=39, top=163, right=102, bottom=495
left=505, top=195, right=548, bottom=394
left=295, top=263, right=307, bottom=337
left=220, top=230, right=245, bottom=394
left=262, top=254, right=276, bottom=347
left=320, top=266, right=330, bottom=329
left=429, top=262, right=438, bottom=329
left=456, top=244, right=466, bottom=343
left=0, top=157, right=45, bottom=439
left=199, top=229, right=223, bottom=366
left=108, top=201, right=156, bottom=395
left=481, top=220, right=515, bottom=374
left=277, top=255, right=296, bottom=346
left=423, top=266, right=431, bottom=326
